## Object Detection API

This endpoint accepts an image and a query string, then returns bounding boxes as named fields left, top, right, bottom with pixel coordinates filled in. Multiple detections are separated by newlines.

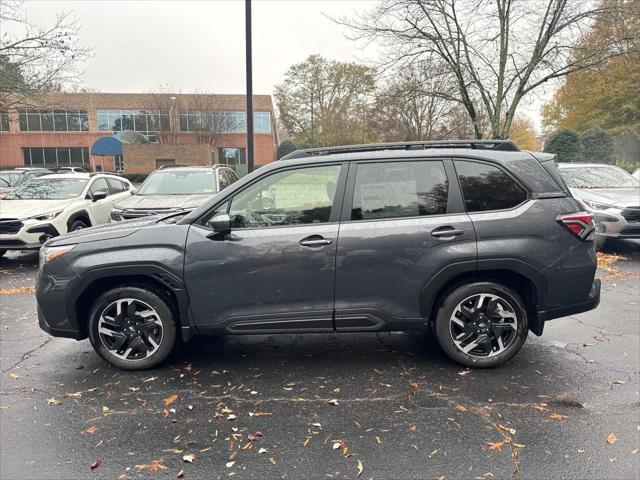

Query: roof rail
left=280, top=140, right=520, bottom=160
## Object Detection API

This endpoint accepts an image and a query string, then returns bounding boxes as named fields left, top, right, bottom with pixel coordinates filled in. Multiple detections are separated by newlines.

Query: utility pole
left=245, top=0, right=254, bottom=173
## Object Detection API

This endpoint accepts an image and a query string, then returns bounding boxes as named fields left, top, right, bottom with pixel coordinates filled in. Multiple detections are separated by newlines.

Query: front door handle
left=300, top=235, right=332, bottom=247
left=431, top=227, right=465, bottom=238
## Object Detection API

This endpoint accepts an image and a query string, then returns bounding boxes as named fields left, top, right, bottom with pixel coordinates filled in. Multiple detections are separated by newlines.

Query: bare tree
left=375, top=61, right=454, bottom=141
left=0, top=0, right=90, bottom=109
left=338, top=0, right=637, bottom=139
left=179, top=93, right=232, bottom=147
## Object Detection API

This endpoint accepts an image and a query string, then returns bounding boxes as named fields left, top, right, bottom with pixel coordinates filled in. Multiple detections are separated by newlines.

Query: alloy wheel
left=97, top=298, right=164, bottom=361
left=449, top=293, right=518, bottom=358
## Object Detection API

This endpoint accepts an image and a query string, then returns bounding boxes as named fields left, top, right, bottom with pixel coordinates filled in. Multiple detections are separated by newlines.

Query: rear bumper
left=537, top=278, right=601, bottom=322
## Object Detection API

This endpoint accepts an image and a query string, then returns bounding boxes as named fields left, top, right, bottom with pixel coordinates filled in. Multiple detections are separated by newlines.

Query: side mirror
left=91, top=190, right=108, bottom=202
left=208, top=213, right=231, bottom=235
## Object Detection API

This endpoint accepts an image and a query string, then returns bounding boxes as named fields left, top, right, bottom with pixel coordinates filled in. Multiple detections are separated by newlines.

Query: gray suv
left=36, top=141, right=601, bottom=370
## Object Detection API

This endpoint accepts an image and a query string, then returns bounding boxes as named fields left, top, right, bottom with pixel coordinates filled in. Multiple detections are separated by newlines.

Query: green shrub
left=580, top=127, right=615, bottom=164
left=122, top=173, right=148, bottom=183
left=277, top=140, right=298, bottom=159
left=544, top=129, right=582, bottom=163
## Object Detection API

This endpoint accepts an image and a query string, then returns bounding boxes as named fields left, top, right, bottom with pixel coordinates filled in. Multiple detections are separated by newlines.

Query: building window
left=0, top=112, right=9, bottom=132
left=22, top=147, right=90, bottom=167
left=97, top=109, right=170, bottom=143
left=180, top=111, right=271, bottom=134
left=18, top=110, right=89, bottom=132
left=218, top=147, right=247, bottom=177
left=156, top=159, right=176, bottom=169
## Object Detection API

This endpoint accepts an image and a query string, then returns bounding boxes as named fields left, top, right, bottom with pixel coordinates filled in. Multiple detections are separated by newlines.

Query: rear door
left=334, top=158, right=477, bottom=330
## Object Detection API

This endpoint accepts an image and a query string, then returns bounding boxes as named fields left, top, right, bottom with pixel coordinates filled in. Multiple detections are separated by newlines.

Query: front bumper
left=593, top=209, right=640, bottom=239
left=38, top=302, right=83, bottom=339
left=0, top=220, right=61, bottom=250
left=537, top=278, right=601, bottom=322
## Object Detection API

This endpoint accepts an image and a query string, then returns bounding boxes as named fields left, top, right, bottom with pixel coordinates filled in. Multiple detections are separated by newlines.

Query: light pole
left=245, top=0, right=254, bottom=174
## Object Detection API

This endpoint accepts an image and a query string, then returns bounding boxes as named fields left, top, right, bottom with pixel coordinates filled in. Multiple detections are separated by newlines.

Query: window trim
left=452, top=157, right=531, bottom=215
left=196, top=162, right=349, bottom=231
left=340, top=157, right=458, bottom=224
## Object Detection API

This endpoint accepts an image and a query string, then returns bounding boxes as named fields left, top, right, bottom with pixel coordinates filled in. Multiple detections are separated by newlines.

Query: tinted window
left=228, top=165, right=341, bottom=229
left=90, top=178, right=110, bottom=196
left=455, top=160, right=527, bottom=212
left=351, top=161, right=448, bottom=220
left=107, top=178, right=128, bottom=193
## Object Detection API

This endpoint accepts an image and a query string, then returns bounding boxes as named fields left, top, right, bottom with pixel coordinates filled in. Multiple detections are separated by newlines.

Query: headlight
left=581, top=200, right=617, bottom=211
left=40, top=244, right=75, bottom=264
left=26, top=210, right=63, bottom=221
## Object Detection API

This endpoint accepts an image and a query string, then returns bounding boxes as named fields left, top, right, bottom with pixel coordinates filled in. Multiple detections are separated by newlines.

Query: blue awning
left=91, top=136, right=123, bottom=156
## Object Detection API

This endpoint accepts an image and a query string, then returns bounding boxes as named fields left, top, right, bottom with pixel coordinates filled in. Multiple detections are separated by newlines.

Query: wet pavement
left=1, top=242, right=639, bottom=480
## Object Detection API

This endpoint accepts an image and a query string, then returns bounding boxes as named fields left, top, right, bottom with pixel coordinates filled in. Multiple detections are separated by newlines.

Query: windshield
left=559, top=166, right=640, bottom=189
left=5, top=178, right=89, bottom=200
left=0, top=172, right=24, bottom=188
left=137, top=170, right=216, bottom=195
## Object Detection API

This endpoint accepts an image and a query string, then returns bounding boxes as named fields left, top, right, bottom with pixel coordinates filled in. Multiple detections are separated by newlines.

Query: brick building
left=0, top=92, right=278, bottom=176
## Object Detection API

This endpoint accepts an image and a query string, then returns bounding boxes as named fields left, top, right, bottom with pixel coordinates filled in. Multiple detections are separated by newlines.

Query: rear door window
left=351, top=161, right=449, bottom=220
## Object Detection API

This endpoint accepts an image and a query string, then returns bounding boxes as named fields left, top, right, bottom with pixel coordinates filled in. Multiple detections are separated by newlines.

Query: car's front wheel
left=69, top=219, right=89, bottom=231
left=434, top=282, right=528, bottom=368
left=88, top=287, right=176, bottom=370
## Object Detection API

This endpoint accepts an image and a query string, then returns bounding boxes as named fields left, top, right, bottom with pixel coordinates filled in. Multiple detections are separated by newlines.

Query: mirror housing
left=91, top=190, right=108, bottom=202
left=208, top=213, right=231, bottom=235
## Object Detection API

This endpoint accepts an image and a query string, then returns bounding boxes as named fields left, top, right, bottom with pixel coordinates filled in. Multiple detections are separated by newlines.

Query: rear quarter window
left=455, top=160, right=527, bottom=212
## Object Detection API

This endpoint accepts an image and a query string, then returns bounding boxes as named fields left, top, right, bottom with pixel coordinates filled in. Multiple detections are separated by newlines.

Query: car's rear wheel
left=88, top=287, right=176, bottom=370
left=69, top=219, right=89, bottom=231
left=434, top=282, right=528, bottom=368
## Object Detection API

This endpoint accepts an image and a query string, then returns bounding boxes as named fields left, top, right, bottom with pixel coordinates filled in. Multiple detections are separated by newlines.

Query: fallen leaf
left=90, top=459, right=101, bottom=470
left=612, top=380, right=626, bottom=385
left=549, top=413, right=568, bottom=421
left=630, top=449, right=639, bottom=455
left=102, top=406, right=110, bottom=413
left=328, top=399, right=338, bottom=406
left=226, top=461, right=235, bottom=468
left=410, top=382, right=419, bottom=390
left=183, top=453, right=195, bottom=463
left=356, top=459, right=364, bottom=477
left=458, top=370, right=471, bottom=376
left=487, top=441, right=506, bottom=452
left=605, top=433, right=618, bottom=445
left=258, top=447, right=267, bottom=454
left=85, top=426, right=97, bottom=434
left=9, top=373, right=20, bottom=380
left=409, top=424, right=417, bottom=433
left=47, top=398, right=61, bottom=406
left=227, top=414, right=237, bottom=421
left=143, top=376, right=157, bottom=383
left=269, top=457, right=277, bottom=465
left=512, top=442, right=526, bottom=448
left=176, top=469, right=185, bottom=478
left=163, top=394, right=178, bottom=407
left=497, top=424, right=516, bottom=435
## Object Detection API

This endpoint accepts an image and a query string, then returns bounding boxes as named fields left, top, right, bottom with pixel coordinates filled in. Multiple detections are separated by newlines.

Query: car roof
left=31, top=172, right=126, bottom=181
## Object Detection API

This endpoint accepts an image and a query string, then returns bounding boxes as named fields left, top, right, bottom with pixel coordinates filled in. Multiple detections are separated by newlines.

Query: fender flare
left=68, top=264, right=195, bottom=341
left=66, top=210, right=92, bottom=231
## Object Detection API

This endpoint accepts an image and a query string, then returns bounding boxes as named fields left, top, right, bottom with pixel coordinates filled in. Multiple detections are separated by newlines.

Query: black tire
left=434, top=282, right=528, bottom=368
left=88, top=286, right=177, bottom=370
left=69, top=218, right=89, bottom=232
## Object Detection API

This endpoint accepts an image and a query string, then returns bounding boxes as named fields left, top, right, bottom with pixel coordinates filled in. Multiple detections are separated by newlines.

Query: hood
left=0, top=199, right=73, bottom=219
left=570, top=187, right=640, bottom=208
left=114, top=193, right=211, bottom=211
left=47, top=216, right=160, bottom=246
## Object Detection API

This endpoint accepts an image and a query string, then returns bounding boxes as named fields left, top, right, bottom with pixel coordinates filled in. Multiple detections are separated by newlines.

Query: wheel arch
left=420, top=260, right=547, bottom=336
left=71, top=266, right=194, bottom=341
left=66, top=210, right=92, bottom=231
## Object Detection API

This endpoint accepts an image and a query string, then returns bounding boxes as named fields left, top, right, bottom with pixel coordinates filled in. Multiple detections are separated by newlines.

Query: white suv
left=0, top=173, right=132, bottom=257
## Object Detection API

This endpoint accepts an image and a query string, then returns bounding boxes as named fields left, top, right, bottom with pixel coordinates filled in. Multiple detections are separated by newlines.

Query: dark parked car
left=110, top=165, right=238, bottom=220
left=36, top=141, right=600, bottom=370
left=0, top=167, right=52, bottom=198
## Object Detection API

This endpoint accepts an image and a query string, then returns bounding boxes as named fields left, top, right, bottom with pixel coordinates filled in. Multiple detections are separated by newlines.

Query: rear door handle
left=431, top=227, right=465, bottom=238
left=300, top=235, right=333, bottom=247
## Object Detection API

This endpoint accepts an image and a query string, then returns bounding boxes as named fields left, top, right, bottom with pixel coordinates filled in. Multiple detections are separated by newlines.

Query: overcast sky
left=16, top=0, right=548, bottom=130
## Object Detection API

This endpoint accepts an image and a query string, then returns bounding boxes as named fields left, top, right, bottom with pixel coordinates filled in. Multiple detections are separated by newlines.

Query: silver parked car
left=110, top=165, right=239, bottom=221
left=557, top=163, right=640, bottom=240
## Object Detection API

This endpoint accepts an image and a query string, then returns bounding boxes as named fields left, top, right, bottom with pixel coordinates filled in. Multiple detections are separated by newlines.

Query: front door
left=334, top=159, right=477, bottom=330
left=184, top=163, right=346, bottom=332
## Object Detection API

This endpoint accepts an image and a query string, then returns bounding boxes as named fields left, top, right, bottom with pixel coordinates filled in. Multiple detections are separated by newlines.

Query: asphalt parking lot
left=1, top=242, right=639, bottom=480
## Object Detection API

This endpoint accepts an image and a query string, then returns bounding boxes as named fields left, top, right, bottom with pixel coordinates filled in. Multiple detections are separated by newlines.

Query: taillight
left=556, top=212, right=594, bottom=240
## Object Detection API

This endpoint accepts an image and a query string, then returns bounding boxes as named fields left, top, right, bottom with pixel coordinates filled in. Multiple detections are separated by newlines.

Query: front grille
left=121, top=209, right=173, bottom=220
left=622, top=207, right=640, bottom=223
left=0, top=218, right=23, bottom=235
